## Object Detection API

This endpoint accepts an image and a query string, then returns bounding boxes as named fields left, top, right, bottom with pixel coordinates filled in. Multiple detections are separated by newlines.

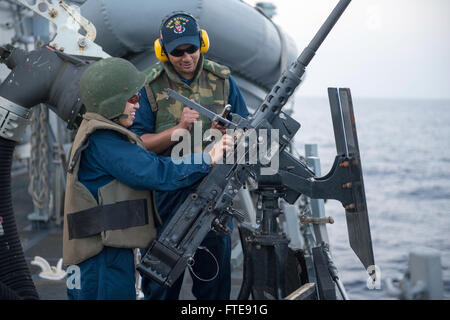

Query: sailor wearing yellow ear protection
left=153, top=13, right=209, bottom=80
left=129, top=12, right=249, bottom=300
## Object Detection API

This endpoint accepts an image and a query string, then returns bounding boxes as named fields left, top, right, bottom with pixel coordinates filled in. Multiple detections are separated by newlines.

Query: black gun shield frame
left=328, top=87, right=375, bottom=275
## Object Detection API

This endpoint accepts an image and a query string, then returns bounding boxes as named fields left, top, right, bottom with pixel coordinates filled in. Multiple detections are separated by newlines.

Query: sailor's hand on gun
left=208, top=134, right=234, bottom=167
left=177, top=107, right=199, bottom=131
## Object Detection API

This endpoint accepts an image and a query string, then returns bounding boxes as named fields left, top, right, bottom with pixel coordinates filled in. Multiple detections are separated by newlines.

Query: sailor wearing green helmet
left=63, top=57, right=233, bottom=300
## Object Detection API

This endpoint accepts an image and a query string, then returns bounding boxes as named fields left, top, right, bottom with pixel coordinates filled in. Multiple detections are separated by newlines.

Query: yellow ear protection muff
left=199, top=29, right=209, bottom=54
left=154, top=37, right=168, bottom=62
left=154, top=12, right=209, bottom=62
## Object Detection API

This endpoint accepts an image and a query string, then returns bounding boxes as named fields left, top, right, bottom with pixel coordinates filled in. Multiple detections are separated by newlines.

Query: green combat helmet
left=80, top=57, right=147, bottom=120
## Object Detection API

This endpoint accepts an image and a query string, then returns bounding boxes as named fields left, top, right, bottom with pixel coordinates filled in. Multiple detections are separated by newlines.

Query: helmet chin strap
left=110, top=114, right=128, bottom=125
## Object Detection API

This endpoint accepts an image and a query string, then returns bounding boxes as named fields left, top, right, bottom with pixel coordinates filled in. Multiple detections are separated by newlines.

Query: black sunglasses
left=170, top=45, right=199, bottom=57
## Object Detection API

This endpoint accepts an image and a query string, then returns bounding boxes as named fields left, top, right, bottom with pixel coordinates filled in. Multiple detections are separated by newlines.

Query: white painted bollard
left=385, top=247, right=444, bottom=300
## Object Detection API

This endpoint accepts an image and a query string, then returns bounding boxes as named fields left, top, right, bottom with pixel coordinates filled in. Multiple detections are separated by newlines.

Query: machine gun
left=137, top=0, right=375, bottom=298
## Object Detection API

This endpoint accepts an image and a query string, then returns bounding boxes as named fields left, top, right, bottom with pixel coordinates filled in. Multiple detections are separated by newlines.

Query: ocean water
left=290, top=94, right=450, bottom=300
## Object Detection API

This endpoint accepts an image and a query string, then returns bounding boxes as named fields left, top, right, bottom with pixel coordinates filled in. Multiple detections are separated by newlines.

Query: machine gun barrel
left=252, top=0, right=351, bottom=125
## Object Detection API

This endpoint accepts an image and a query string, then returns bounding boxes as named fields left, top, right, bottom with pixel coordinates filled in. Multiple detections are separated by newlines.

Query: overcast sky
left=1, top=0, right=449, bottom=100
left=245, top=0, right=450, bottom=100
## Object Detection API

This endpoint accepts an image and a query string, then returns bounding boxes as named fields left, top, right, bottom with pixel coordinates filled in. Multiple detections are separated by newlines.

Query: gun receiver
left=137, top=0, right=375, bottom=287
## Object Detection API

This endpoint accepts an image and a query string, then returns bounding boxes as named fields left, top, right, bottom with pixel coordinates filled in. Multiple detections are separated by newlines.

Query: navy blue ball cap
left=160, top=13, right=201, bottom=54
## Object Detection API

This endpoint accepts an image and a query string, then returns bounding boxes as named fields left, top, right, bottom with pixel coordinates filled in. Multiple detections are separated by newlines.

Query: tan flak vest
left=63, top=112, right=160, bottom=265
